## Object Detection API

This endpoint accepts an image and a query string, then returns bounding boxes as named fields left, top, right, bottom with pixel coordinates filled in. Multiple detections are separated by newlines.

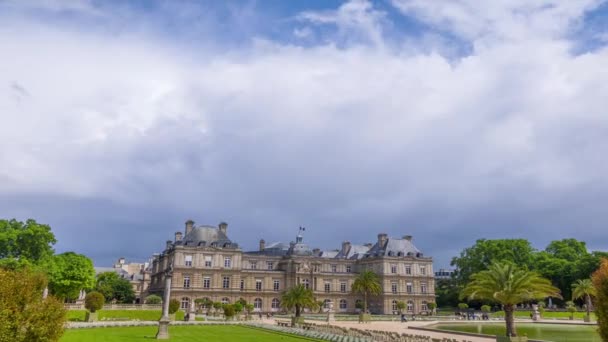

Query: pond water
left=429, top=323, right=600, bottom=342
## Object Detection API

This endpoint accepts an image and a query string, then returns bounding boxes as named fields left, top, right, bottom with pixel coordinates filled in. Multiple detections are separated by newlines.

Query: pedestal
left=156, top=317, right=170, bottom=339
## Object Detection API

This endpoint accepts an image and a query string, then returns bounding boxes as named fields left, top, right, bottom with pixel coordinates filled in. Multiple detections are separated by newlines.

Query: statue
left=157, top=263, right=174, bottom=339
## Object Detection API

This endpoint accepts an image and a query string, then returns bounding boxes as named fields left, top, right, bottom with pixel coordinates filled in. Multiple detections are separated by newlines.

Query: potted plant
left=396, top=301, right=406, bottom=315
left=281, top=284, right=315, bottom=327
left=566, top=301, right=577, bottom=320
left=245, top=304, right=254, bottom=320
left=84, top=291, right=105, bottom=322
left=352, top=271, right=382, bottom=323
left=223, top=304, right=236, bottom=321
left=428, top=302, right=437, bottom=316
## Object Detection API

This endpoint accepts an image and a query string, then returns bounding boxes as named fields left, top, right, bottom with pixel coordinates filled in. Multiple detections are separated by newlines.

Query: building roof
left=178, top=225, right=238, bottom=248
left=335, top=244, right=371, bottom=259
left=365, top=237, right=422, bottom=257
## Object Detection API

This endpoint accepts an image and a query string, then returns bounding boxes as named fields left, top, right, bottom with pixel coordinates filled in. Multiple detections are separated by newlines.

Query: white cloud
left=1, top=1, right=608, bottom=263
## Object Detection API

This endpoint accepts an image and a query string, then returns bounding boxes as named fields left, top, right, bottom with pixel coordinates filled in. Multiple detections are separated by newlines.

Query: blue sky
left=1, top=0, right=608, bottom=268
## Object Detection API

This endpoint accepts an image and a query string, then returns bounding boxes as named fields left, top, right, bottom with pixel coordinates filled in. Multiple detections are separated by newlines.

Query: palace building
left=147, top=220, right=435, bottom=315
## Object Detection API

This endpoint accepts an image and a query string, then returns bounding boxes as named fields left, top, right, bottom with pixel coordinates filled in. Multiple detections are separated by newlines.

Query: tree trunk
left=504, top=304, right=517, bottom=337
left=586, top=294, right=591, bottom=319
left=295, top=304, right=301, bottom=318
left=364, top=292, right=368, bottom=313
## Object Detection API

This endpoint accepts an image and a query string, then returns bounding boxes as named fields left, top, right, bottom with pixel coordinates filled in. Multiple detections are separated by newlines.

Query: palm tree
left=461, top=262, right=560, bottom=337
left=351, top=270, right=382, bottom=313
left=281, top=284, right=315, bottom=318
left=572, top=278, right=596, bottom=321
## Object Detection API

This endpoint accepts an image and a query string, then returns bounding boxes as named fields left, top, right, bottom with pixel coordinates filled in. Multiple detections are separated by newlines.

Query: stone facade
left=147, top=221, right=435, bottom=315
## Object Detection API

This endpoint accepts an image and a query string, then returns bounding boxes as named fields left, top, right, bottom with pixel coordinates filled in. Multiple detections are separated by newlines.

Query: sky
left=1, top=0, right=608, bottom=269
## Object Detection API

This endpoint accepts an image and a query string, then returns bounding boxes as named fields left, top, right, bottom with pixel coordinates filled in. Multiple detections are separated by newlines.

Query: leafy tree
left=0, top=218, right=56, bottom=263
left=461, top=262, right=560, bottom=337
left=0, top=267, right=66, bottom=342
left=84, top=291, right=105, bottom=313
left=451, top=239, right=536, bottom=284
left=169, top=299, right=180, bottom=314
left=281, top=284, right=315, bottom=318
left=572, top=279, right=596, bottom=321
left=95, top=271, right=135, bottom=303
left=351, top=270, right=382, bottom=313
left=45, top=252, right=95, bottom=301
left=396, top=301, right=406, bottom=314
left=145, top=294, right=162, bottom=304
left=481, top=305, right=491, bottom=313
left=234, top=302, right=243, bottom=315
left=565, top=301, right=577, bottom=320
left=435, top=278, right=461, bottom=307
left=245, top=303, right=254, bottom=317
left=592, top=258, right=608, bottom=341
left=427, top=302, right=437, bottom=314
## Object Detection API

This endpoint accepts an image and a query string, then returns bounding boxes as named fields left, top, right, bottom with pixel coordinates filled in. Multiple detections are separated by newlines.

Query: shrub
left=592, top=258, right=608, bottom=341
left=145, top=294, right=162, bottom=304
left=0, top=267, right=66, bottom=342
left=85, top=291, right=105, bottom=313
left=223, top=304, right=236, bottom=319
left=168, top=299, right=180, bottom=314
left=427, top=302, right=437, bottom=313
left=234, top=302, right=243, bottom=314
left=481, top=305, right=491, bottom=313
left=396, top=301, right=406, bottom=313
left=458, top=303, right=469, bottom=310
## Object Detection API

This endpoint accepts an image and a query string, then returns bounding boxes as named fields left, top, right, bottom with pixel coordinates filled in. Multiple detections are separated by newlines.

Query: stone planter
left=291, top=316, right=305, bottom=327
left=358, top=313, right=371, bottom=323
left=85, top=311, right=98, bottom=322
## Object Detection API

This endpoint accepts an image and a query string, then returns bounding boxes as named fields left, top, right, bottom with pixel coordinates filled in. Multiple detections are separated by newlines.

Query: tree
left=145, top=294, right=162, bottom=304
left=565, top=301, right=577, bottom=320
left=451, top=239, right=536, bottom=284
left=396, top=301, right=406, bottom=314
left=95, top=271, right=135, bottom=303
left=45, top=252, right=95, bottom=301
left=351, top=270, right=382, bottom=313
left=0, top=267, right=66, bottom=342
left=435, top=278, right=461, bottom=307
left=281, top=284, right=315, bottom=318
left=84, top=291, right=105, bottom=313
left=0, top=218, right=56, bottom=263
left=223, top=304, right=236, bottom=320
left=591, top=258, right=608, bottom=341
left=427, top=302, right=437, bottom=315
left=572, top=279, right=596, bottom=321
left=461, top=262, right=560, bottom=337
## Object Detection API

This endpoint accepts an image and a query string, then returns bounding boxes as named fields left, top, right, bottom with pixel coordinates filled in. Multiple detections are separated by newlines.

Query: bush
left=0, top=267, right=66, bottom=342
left=458, top=303, right=469, bottom=310
left=85, top=291, right=105, bottom=313
left=145, top=294, right=162, bottom=304
left=223, top=304, right=236, bottom=319
left=168, top=299, right=180, bottom=314
left=481, top=305, right=491, bottom=313
left=592, top=258, right=608, bottom=341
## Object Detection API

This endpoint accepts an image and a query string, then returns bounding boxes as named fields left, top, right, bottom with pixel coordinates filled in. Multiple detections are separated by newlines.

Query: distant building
left=434, top=268, right=455, bottom=280
left=95, top=257, right=151, bottom=303
left=147, top=220, right=436, bottom=314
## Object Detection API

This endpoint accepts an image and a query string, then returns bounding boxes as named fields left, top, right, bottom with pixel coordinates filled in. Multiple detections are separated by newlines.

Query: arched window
left=407, top=300, right=414, bottom=312
left=339, top=299, right=347, bottom=310
left=421, top=301, right=428, bottom=312
left=254, top=298, right=262, bottom=311
left=221, top=297, right=230, bottom=304
left=181, top=297, right=190, bottom=310
left=271, top=298, right=280, bottom=310
left=392, top=300, right=398, bottom=311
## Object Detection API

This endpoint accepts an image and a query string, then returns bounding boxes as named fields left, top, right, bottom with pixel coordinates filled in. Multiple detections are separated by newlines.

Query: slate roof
left=365, top=237, right=422, bottom=257
left=178, top=225, right=238, bottom=248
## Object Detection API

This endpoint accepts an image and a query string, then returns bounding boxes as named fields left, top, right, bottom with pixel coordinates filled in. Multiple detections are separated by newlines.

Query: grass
left=67, top=310, right=185, bottom=322
left=430, top=323, right=601, bottom=342
left=491, top=310, right=597, bottom=321
left=60, top=325, right=322, bottom=342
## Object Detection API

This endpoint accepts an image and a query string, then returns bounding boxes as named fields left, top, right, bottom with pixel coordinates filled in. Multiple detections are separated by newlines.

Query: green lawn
left=491, top=311, right=597, bottom=321
left=61, top=325, right=322, bottom=342
left=67, top=310, right=185, bottom=321
left=430, top=323, right=601, bottom=342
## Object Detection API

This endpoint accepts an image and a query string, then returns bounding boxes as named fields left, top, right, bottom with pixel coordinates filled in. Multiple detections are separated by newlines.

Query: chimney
left=175, top=231, right=183, bottom=242
left=377, top=233, right=388, bottom=248
left=403, top=235, right=412, bottom=241
left=341, top=241, right=351, bottom=256
left=185, top=220, right=194, bottom=235
left=218, top=222, right=228, bottom=234
left=166, top=240, right=172, bottom=249
left=259, top=239, right=266, bottom=251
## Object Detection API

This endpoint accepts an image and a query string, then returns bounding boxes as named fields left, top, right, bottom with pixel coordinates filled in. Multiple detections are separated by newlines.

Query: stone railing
left=64, top=304, right=163, bottom=310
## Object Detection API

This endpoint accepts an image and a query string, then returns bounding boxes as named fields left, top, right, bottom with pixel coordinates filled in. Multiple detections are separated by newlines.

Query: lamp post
left=156, top=260, right=174, bottom=339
